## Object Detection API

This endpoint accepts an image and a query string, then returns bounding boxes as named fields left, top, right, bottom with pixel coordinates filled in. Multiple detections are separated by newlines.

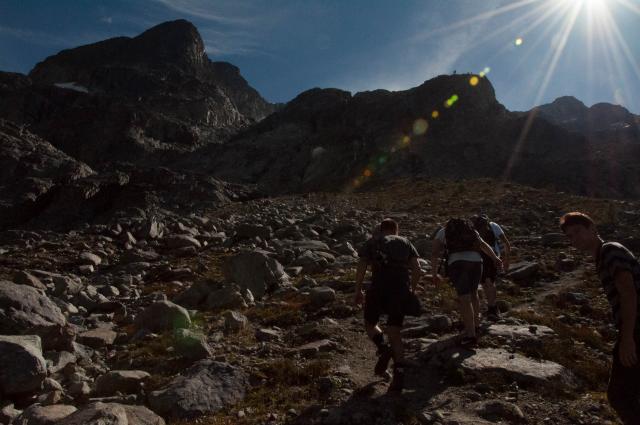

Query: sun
left=570, top=0, right=610, bottom=13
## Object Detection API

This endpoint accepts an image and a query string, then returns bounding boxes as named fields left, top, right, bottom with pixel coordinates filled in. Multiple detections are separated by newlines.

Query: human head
left=560, top=212, right=599, bottom=252
left=380, top=218, right=399, bottom=235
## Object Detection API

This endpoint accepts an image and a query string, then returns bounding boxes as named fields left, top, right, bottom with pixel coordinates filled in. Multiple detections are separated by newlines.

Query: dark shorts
left=448, top=260, right=482, bottom=296
left=480, top=252, right=498, bottom=282
left=364, top=281, right=408, bottom=327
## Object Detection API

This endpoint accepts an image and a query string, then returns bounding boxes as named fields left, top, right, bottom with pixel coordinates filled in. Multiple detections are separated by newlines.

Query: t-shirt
left=489, top=222, right=505, bottom=256
left=434, top=228, right=482, bottom=265
left=597, top=242, right=640, bottom=331
left=358, top=234, right=419, bottom=283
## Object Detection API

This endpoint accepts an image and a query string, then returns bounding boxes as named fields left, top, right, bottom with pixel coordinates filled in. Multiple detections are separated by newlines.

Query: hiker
left=470, top=214, right=511, bottom=320
left=560, top=212, right=640, bottom=424
left=431, top=218, right=503, bottom=346
left=353, top=218, right=421, bottom=392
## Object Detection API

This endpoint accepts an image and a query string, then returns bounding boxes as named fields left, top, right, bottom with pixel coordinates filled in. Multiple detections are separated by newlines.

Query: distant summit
left=531, top=96, right=639, bottom=135
left=0, top=20, right=276, bottom=166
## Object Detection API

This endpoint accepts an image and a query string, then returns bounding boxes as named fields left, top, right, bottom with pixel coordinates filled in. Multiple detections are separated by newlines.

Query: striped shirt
left=596, top=242, right=640, bottom=330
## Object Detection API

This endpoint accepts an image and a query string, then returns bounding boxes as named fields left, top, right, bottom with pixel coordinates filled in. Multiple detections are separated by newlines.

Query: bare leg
left=483, top=278, right=497, bottom=307
left=385, top=325, right=403, bottom=364
left=458, top=294, right=476, bottom=338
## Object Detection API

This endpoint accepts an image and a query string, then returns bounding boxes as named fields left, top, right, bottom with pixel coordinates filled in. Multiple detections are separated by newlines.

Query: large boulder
left=135, top=300, right=191, bottom=332
left=95, top=370, right=151, bottom=396
left=0, top=280, right=72, bottom=350
left=57, top=402, right=165, bottom=425
left=223, top=249, right=289, bottom=298
left=148, top=360, right=248, bottom=419
left=0, top=335, right=47, bottom=395
left=14, top=404, right=78, bottom=425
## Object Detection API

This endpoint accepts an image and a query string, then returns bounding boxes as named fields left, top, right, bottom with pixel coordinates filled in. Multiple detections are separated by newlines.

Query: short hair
left=380, top=218, right=398, bottom=233
left=559, top=212, right=595, bottom=233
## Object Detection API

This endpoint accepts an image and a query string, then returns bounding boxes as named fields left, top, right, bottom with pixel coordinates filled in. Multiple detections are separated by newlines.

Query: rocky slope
left=0, top=178, right=635, bottom=424
left=0, top=20, right=276, bottom=168
left=189, top=76, right=640, bottom=199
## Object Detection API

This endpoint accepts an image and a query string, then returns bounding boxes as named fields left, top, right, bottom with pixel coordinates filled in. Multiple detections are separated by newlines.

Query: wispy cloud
left=0, top=25, right=108, bottom=48
left=152, top=0, right=259, bottom=25
left=100, top=16, right=113, bottom=25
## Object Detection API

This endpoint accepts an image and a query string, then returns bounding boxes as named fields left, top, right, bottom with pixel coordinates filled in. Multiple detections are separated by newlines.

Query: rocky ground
left=1, top=177, right=638, bottom=425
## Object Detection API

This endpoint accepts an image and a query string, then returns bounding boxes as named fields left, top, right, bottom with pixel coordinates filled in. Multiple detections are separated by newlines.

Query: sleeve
left=358, top=239, right=374, bottom=260
left=602, top=245, right=635, bottom=277
left=490, top=222, right=504, bottom=238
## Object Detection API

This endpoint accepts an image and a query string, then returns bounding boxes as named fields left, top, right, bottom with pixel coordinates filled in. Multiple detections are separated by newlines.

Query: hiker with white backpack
left=431, top=218, right=503, bottom=346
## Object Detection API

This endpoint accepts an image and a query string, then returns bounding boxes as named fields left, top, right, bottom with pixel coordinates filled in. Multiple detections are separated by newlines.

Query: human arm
left=354, top=259, right=368, bottom=305
left=410, top=256, right=421, bottom=292
left=478, top=238, right=503, bottom=271
left=499, top=233, right=512, bottom=272
left=614, top=270, right=638, bottom=367
left=431, top=237, right=444, bottom=285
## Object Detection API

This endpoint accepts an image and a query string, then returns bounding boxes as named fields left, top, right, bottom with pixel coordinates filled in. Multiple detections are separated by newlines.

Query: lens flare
left=402, top=135, right=411, bottom=146
left=515, top=37, right=524, bottom=45
left=413, top=118, right=428, bottom=135
left=479, top=66, right=491, bottom=77
left=363, top=169, right=372, bottom=177
left=469, top=76, right=480, bottom=86
left=445, top=94, right=459, bottom=108
left=431, top=110, right=440, bottom=119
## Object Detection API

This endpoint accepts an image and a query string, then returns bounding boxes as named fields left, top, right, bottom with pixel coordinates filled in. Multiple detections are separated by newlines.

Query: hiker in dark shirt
left=561, top=212, right=640, bottom=424
left=354, top=218, right=421, bottom=392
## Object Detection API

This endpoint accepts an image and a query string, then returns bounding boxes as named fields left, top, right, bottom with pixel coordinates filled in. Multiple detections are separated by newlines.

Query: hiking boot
left=388, top=366, right=405, bottom=393
left=487, top=305, right=501, bottom=322
left=374, top=344, right=393, bottom=378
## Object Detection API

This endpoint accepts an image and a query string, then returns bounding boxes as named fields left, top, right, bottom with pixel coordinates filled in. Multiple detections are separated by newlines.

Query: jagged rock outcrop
left=0, top=20, right=275, bottom=167
left=529, top=96, right=640, bottom=136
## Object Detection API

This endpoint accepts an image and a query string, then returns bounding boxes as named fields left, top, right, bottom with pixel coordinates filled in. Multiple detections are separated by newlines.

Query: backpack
left=371, top=236, right=407, bottom=271
left=444, top=218, right=479, bottom=254
left=470, top=215, right=496, bottom=248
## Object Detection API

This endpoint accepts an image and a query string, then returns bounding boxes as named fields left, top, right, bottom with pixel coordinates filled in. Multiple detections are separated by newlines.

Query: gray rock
left=224, top=310, right=248, bottom=333
left=0, top=335, right=47, bottom=395
left=294, top=339, right=337, bottom=358
left=309, top=286, right=336, bottom=306
left=135, top=301, right=191, bottom=332
left=459, top=348, right=574, bottom=388
left=79, top=252, right=102, bottom=267
left=165, top=235, right=201, bottom=250
left=428, top=314, right=453, bottom=333
left=206, top=285, right=247, bottom=310
left=255, top=328, right=281, bottom=342
left=58, top=402, right=165, bottom=425
left=487, top=324, right=555, bottom=342
left=476, top=400, right=525, bottom=422
left=235, top=223, right=273, bottom=240
left=14, top=404, right=77, bottom=425
left=13, top=271, right=47, bottom=291
left=174, top=328, right=213, bottom=360
left=0, top=281, right=69, bottom=351
left=0, top=403, right=22, bottom=424
left=95, top=370, right=151, bottom=396
left=53, top=275, right=83, bottom=296
left=223, top=249, right=289, bottom=298
left=148, top=360, right=248, bottom=419
left=77, top=328, right=118, bottom=348
left=506, top=261, right=540, bottom=283
left=45, top=350, right=77, bottom=374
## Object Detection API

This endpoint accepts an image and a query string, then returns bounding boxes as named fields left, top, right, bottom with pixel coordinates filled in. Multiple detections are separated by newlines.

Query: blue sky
left=1, top=0, right=639, bottom=113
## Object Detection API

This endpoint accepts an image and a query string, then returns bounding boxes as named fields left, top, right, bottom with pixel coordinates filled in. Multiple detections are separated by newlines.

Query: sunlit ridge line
left=409, top=0, right=539, bottom=42
left=502, top=1, right=582, bottom=181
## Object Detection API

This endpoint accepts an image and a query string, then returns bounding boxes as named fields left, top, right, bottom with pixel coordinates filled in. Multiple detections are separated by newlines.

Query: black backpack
left=445, top=218, right=479, bottom=254
left=470, top=215, right=496, bottom=248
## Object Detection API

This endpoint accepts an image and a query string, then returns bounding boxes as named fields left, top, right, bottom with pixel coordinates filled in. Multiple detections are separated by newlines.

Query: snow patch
left=54, top=82, right=89, bottom=93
